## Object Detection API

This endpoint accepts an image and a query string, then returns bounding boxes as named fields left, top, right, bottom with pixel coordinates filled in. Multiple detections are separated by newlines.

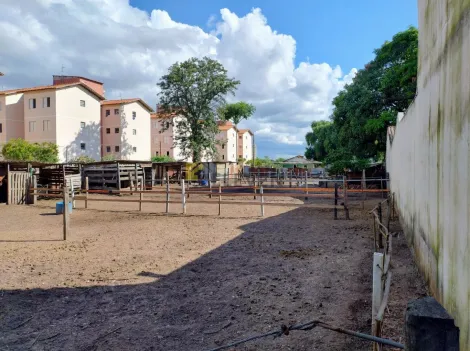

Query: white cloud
left=0, top=0, right=356, bottom=157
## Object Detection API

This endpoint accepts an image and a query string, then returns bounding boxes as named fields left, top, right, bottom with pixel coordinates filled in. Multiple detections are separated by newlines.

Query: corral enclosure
left=0, top=191, right=426, bottom=350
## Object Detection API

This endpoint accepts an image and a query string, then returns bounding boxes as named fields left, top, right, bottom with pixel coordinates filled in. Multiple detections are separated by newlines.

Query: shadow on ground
left=0, top=206, right=377, bottom=351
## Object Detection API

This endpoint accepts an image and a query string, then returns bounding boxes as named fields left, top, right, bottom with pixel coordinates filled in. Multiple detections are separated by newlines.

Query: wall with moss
left=386, top=0, right=469, bottom=348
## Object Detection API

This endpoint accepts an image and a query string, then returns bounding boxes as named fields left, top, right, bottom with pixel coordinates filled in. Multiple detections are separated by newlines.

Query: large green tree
left=2, top=139, right=58, bottom=163
left=305, top=27, right=418, bottom=168
left=157, top=57, right=253, bottom=162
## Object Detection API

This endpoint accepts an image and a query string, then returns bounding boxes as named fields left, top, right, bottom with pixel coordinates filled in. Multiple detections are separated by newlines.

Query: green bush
left=2, top=139, right=59, bottom=163
left=151, top=155, right=175, bottom=162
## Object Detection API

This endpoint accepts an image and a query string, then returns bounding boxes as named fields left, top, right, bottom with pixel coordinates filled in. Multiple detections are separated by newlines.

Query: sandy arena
left=0, top=194, right=426, bottom=350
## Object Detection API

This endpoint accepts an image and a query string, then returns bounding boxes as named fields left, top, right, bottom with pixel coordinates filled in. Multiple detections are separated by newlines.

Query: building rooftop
left=0, top=82, right=105, bottom=100
left=101, top=98, right=153, bottom=112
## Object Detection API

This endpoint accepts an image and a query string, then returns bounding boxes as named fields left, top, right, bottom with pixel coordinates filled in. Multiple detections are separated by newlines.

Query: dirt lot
left=0, top=194, right=426, bottom=350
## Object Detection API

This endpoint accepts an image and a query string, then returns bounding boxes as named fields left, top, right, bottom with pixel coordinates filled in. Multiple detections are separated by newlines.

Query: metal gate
left=8, top=171, right=32, bottom=205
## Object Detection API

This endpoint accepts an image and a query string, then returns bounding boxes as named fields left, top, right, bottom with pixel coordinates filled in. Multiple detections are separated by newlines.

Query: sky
left=0, top=0, right=417, bottom=159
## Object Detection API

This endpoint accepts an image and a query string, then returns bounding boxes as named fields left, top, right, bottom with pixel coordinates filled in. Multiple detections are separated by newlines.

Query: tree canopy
left=305, top=27, right=418, bottom=173
left=157, top=57, right=254, bottom=162
left=2, top=139, right=59, bottom=163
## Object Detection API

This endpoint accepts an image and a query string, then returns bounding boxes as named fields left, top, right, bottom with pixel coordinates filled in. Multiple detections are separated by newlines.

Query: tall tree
left=157, top=57, right=241, bottom=162
left=305, top=27, right=418, bottom=166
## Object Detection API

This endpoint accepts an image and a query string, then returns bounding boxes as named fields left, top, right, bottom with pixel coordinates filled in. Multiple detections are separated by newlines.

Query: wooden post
left=181, top=179, right=186, bottom=214
left=165, top=171, right=170, bottom=214
left=362, top=169, right=366, bottom=210
left=289, top=170, right=292, bottom=188
left=63, top=186, right=70, bottom=241
left=218, top=183, right=221, bottom=216
left=32, top=175, right=37, bottom=205
left=260, top=185, right=265, bottom=217
left=253, top=175, right=257, bottom=200
left=378, top=203, right=383, bottom=249
left=304, top=170, right=308, bottom=200
left=334, top=182, right=338, bottom=220
left=85, top=177, right=89, bottom=209
left=372, top=252, right=384, bottom=346
left=209, top=172, right=212, bottom=198
left=381, top=177, right=384, bottom=199
left=7, top=163, right=11, bottom=205
left=227, top=170, right=230, bottom=187
left=139, top=191, right=143, bottom=211
left=343, top=175, right=350, bottom=220
left=392, top=193, right=396, bottom=220
left=135, top=164, right=139, bottom=191
left=405, top=297, right=460, bottom=351
left=117, top=163, right=121, bottom=191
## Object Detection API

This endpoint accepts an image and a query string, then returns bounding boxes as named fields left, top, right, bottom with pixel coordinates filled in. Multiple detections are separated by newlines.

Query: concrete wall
left=101, top=103, right=122, bottom=159
left=5, top=93, right=24, bottom=142
left=237, top=131, right=254, bottom=162
left=56, top=86, right=101, bottom=162
left=215, top=127, right=238, bottom=162
left=23, top=90, right=57, bottom=144
left=386, top=0, right=470, bottom=348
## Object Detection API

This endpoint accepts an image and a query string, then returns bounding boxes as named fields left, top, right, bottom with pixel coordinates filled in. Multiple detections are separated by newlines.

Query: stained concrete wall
left=386, top=0, right=470, bottom=348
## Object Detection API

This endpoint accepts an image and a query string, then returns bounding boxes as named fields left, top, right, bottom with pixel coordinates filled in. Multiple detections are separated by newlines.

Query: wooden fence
left=370, top=195, right=395, bottom=351
left=8, top=171, right=32, bottom=205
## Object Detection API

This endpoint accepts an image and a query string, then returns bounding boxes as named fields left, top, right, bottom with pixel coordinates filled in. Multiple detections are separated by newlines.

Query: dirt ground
left=0, top=194, right=426, bottom=351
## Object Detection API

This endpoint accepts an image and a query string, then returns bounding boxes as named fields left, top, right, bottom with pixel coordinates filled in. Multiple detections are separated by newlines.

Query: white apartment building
left=0, top=82, right=104, bottom=162
left=101, top=99, right=152, bottom=161
left=237, top=129, right=254, bottom=163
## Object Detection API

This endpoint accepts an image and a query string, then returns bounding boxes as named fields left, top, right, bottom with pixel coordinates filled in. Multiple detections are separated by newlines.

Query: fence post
left=209, top=172, right=212, bottom=199
left=85, top=177, right=89, bottom=209
left=165, top=171, right=170, bottom=214
left=181, top=179, right=186, bottom=214
left=405, top=297, right=459, bottom=351
left=378, top=203, right=384, bottom=249
left=334, top=182, right=338, bottom=220
left=305, top=170, right=308, bottom=200
left=139, top=191, right=143, bottom=211
left=218, top=183, right=222, bottom=216
left=289, top=170, right=292, bottom=188
left=32, top=175, right=37, bottom=205
left=372, top=252, right=384, bottom=349
left=7, top=164, right=11, bottom=205
left=362, top=169, right=366, bottom=210
left=253, top=175, right=257, bottom=200
left=63, top=186, right=70, bottom=241
left=343, top=175, right=350, bottom=220
left=260, top=185, right=264, bottom=217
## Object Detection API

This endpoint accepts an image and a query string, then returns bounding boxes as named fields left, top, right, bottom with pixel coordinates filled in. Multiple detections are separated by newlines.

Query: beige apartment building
left=0, top=81, right=104, bottom=162
left=237, top=129, right=254, bottom=163
left=101, top=99, right=152, bottom=161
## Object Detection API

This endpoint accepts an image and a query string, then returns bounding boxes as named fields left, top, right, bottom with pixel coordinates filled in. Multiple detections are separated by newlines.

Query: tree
left=151, top=155, right=175, bottom=162
left=157, top=57, right=241, bottom=162
left=2, top=139, right=59, bottom=163
left=218, top=102, right=255, bottom=125
left=72, top=155, right=95, bottom=163
left=305, top=27, right=418, bottom=165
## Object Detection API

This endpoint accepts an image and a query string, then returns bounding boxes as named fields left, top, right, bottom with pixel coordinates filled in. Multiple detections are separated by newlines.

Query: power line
left=203, top=319, right=404, bottom=351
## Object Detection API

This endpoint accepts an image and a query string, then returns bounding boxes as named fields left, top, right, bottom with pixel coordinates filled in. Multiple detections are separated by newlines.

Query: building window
left=80, top=143, right=86, bottom=150
left=233, top=154, right=235, bottom=158
left=29, top=98, right=36, bottom=109
left=233, top=144, right=234, bottom=147
left=165, top=121, right=170, bottom=129
left=115, top=127, right=119, bottom=133
left=0, top=102, right=2, bottom=111
left=43, top=120, right=50, bottom=131
left=132, top=111, right=136, bottom=119
left=106, top=109, right=110, bottom=117
left=245, top=154, right=248, bottom=159
left=246, top=145, right=248, bottom=149
left=154, top=136, right=159, bottom=143
left=115, top=146, right=120, bottom=152
left=221, top=144, right=225, bottom=149
left=106, top=146, right=111, bottom=153
left=29, top=121, right=36, bottom=132
left=42, top=97, right=51, bottom=108
left=132, top=129, right=136, bottom=135
left=166, top=151, right=170, bottom=156
left=0, top=123, right=2, bottom=133
left=106, top=128, right=110, bottom=134
left=133, top=147, right=137, bottom=152
left=222, top=155, right=225, bottom=160
left=80, top=122, right=85, bottom=128
left=80, top=100, right=86, bottom=107
left=163, top=136, right=170, bottom=144
left=153, top=121, right=158, bottom=128
left=156, top=151, right=159, bottom=156
left=114, top=108, right=119, bottom=115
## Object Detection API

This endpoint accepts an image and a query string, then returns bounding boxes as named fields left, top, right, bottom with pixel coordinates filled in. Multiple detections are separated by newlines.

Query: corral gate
left=8, top=171, right=32, bottom=205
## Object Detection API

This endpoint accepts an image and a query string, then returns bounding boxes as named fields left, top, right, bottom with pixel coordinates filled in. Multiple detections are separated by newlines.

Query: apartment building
left=101, top=99, right=152, bottom=161
left=0, top=82, right=104, bottom=162
left=151, top=111, right=191, bottom=161
left=237, top=129, right=254, bottom=163
left=216, top=121, right=238, bottom=163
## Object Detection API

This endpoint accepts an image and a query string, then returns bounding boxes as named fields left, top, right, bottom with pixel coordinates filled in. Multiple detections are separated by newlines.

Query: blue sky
left=131, top=0, right=418, bottom=79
